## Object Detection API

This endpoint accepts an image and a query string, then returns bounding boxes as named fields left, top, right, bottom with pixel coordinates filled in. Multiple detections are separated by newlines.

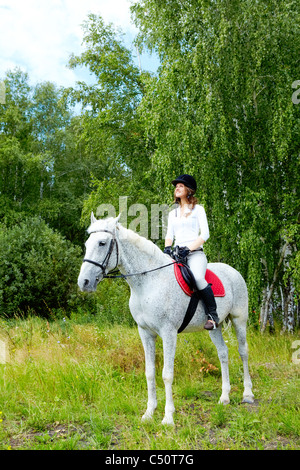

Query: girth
left=176, top=263, right=208, bottom=333
left=178, top=292, right=207, bottom=333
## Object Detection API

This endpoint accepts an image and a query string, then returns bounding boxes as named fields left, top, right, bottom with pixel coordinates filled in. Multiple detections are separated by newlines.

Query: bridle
left=83, top=229, right=119, bottom=277
left=82, top=228, right=177, bottom=280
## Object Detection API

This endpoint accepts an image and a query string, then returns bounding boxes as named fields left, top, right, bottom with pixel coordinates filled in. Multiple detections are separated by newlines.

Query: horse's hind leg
left=231, top=317, right=254, bottom=403
left=209, top=327, right=231, bottom=404
left=138, top=326, right=158, bottom=421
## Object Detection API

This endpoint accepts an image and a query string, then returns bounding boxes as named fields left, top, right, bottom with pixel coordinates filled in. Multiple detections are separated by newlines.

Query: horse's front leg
left=138, top=326, right=157, bottom=421
left=161, top=329, right=177, bottom=426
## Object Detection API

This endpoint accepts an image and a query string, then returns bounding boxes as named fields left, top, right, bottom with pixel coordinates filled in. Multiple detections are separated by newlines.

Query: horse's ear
left=91, top=212, right=97, bottom=224
left=115, top=213, right=121, bottom=228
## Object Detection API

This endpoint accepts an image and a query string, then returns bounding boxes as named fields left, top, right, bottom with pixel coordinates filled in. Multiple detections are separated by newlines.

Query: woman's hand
left=163, top=246, right=172, bottom=256
left=172, top=246, right=190, bottom=263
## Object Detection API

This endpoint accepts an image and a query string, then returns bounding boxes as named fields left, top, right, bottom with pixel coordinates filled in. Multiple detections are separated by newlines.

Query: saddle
left=174, top=263, right=225, bottom=297
left=174, top=262, right=225, bottom=333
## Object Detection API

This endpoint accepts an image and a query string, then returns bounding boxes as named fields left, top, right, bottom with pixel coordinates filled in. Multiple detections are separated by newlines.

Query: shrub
left=0, top=217, right=83, bottom=317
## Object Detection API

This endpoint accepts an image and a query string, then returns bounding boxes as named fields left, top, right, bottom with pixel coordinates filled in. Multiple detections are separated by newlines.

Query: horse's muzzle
left=78, top=274, right=100, bottom=292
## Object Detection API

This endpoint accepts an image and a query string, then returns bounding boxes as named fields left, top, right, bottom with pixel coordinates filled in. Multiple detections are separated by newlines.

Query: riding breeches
left=186, top=250, right=208, bottom=290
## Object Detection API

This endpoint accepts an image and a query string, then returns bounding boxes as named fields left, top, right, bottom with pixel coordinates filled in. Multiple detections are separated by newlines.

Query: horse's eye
left=99, top=241, right=106, bottom=247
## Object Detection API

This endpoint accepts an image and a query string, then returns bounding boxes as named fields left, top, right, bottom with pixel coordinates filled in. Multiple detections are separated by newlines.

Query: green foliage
left=0, top=218, right=82, bottom=317
left=94, top=279, right=135, bottom=327
left=132, top=0, right=300, bottom=328
left=0, top=136, right=48, bottom=224
left=67, top=13, right=146, bottom=169
left=0, top=69, right=87, bottom=244
left=67, top=14, right=156, bottom=223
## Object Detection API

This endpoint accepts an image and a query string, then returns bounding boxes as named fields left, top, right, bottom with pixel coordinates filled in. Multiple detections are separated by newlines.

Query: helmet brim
left=171, top=178, right=196, bottom=191
left=172, top=178, right=188, bottom=186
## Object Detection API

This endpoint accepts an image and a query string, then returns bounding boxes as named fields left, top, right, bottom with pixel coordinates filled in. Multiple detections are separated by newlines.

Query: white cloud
left=0, top=0, right=147, bottom=87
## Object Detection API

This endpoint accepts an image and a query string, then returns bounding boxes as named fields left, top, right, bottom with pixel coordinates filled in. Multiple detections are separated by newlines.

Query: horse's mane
left=122, top=226, right=166, bottom=261
left=88, top=218, right=167, bottom=262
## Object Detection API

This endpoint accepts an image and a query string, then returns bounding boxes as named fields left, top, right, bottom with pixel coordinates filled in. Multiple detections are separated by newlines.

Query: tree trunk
left=260, top=242, right=289, bottom=333
left=281, top=280, right=295, bottom=333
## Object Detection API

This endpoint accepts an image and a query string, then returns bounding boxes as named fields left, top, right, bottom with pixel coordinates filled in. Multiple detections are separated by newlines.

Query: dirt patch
left=8, top=422, right=88, bottom=449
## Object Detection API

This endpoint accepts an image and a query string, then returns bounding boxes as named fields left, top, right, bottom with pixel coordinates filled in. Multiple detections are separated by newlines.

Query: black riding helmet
left=171, top=174, right=197, bottom=192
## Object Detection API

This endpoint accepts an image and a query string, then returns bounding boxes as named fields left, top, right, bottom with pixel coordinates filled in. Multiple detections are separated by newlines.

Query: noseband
left=83, top=229, right=119, bottom=276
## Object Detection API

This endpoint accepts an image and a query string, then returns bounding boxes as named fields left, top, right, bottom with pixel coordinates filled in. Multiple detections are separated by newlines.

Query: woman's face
left=174, top=183, right=189, bottom=200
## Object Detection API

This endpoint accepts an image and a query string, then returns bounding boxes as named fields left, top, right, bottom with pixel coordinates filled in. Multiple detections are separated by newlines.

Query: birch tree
left=132, top=0, right=300, bottom=330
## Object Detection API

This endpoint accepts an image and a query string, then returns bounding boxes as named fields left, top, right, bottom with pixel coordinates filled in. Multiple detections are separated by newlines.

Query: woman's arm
left=165, top=238, right=173, bottom=247
left=187, top=236, right=206, bottom=251
left=187, top=206, right=209, bottom=251
left=165, top=211, right=174, bottom=247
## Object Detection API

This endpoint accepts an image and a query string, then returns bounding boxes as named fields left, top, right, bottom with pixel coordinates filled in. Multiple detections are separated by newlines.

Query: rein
left=83, top=228, right=178, bottom=280
left=103, top=261, right=177, bottom=279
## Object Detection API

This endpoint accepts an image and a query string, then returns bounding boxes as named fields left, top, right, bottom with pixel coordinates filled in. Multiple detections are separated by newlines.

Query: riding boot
left=198, top=284, right=219, bottom=330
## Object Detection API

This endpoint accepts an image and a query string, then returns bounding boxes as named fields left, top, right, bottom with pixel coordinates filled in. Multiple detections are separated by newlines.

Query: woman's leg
left=187, top=251, right=219, bottom=329
left=187, top=251, right=208, bottom=290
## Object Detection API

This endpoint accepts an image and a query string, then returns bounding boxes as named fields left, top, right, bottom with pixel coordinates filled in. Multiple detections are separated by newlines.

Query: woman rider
left=164, top=174, right=219, bottom=330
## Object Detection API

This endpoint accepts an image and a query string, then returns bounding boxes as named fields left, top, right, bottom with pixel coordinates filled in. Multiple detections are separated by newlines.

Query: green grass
left=0, top=315, right=299, bottom=450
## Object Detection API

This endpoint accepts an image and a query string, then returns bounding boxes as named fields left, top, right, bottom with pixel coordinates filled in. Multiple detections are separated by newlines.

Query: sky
left=0, top=0, right=159, bottom=88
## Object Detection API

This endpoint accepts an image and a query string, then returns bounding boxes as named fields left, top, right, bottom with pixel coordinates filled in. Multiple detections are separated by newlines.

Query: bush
left=94, top=278, right=135, bottom=327
left=0, top=217, right=83, bottom=317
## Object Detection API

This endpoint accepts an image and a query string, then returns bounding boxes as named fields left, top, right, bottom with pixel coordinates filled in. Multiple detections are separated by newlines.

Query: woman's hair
left=173, top=188, right=198, bottom=210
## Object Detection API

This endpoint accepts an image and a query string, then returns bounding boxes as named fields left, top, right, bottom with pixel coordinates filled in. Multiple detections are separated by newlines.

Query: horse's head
left=77, top=212, right=120, bottom=292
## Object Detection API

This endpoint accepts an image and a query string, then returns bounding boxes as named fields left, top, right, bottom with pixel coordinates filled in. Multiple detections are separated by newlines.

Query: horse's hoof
left=142, top=412, right=153, bottom=422
left=242, top=395, right=255, bottom=404
left=218, top=397, right=230, bottom=405
left=162, top=416, right=175, bottom=426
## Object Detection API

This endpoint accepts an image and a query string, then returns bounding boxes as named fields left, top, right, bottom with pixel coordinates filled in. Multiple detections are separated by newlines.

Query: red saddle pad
left=174, top=263, right=225, bottom=297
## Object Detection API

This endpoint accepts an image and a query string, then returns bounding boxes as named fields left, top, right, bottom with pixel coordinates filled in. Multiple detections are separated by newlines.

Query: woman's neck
left=178, top=200, right=194, bottom=217
left=179, top=197, right=189, bottom=206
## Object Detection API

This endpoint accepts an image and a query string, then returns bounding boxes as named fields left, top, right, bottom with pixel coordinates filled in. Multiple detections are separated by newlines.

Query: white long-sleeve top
left=165, top=204, right=210, bottom=247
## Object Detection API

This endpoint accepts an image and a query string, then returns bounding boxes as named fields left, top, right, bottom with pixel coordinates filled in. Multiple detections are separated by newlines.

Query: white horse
left=78, top=214, right=254, bottom=426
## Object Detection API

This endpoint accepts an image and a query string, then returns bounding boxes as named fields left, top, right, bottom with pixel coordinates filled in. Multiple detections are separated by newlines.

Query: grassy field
left=0, top=314, right=299, bottom=450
